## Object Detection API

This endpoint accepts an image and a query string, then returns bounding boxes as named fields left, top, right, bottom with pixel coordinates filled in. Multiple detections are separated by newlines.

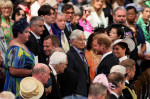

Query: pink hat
left=93, top=74, right=112, bottom=93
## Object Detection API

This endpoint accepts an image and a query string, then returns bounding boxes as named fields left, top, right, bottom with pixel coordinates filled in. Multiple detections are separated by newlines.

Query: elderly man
left=25, top=16, right=46, bottom=63
left=88, top=83, right=108, bottom=99
left=50, top=52, right=77, bottom=98
left=32, top=63, right=51, bottom=98
left=108, top=72, right=125, bottom=99
left=56, top=12, right=70, bottom=52
left=67, top=29, right=89, bottom=97
left=93, top=33, right=119, bottom=76
left=120, top=59, right=137, bottom=99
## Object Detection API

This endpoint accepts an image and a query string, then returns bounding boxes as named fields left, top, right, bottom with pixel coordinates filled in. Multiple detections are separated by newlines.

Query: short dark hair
left=38, top=5, right=55, bottom=16
left=108, top=72, right=124, bottom=88
left=62, top=4, right=74, bottom=13
left=12, top=7, right=27, bottom=21
left=86, top=33, right=97, bottom=50
left=108, top=24, right=124, bottom=39
left=12, top=18, right=29, bottom=38
left=44, top=35, right=60, bottom=46
left=126, top=6, right=137, bottom=13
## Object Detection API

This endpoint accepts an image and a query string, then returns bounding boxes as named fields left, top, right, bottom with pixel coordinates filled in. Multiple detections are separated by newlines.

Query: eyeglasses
left=127, top=13, right=136, bottom=16
left=77, top=38, right=87, bottom=42
left=65, top=11, right=74, bottom=15
left=1, top=7, right=12, bottom=9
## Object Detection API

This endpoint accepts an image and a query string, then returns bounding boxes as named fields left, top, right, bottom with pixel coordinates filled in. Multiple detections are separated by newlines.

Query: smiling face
left=93, top=0, right=103, bottom=10
left=113, top=44, right=126, bottom=58
left=1, top=7, right=12, bottom=17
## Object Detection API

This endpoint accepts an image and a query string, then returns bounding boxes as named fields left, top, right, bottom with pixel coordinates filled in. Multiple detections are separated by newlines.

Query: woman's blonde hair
left=0, top=0, right=13, bottom=15
left=91, top=0, right=104, bottom=17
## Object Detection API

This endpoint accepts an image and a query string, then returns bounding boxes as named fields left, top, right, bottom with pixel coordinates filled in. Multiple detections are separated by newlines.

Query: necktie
left=79, top=52, right=88, bottom=73
left=49, top=29, right=53, bottom=35
left=61, top=32, right=65, bottom=43
left=68, top=24, right=71, bottom=32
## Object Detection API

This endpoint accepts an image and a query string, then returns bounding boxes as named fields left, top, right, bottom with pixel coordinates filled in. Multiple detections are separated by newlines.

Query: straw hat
left=112, top=37, right=135, bottom=52
left=20, top=77, right=44, bottom=99
left=43, top=0, right=57, bottom=7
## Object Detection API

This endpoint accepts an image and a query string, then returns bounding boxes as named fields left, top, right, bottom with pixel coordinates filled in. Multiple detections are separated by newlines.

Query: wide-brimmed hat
left=112, top=37, right=135, bottom=52
left=125, top=3, right=144, bottom=12
left=20, top=77, right=44, bottom=99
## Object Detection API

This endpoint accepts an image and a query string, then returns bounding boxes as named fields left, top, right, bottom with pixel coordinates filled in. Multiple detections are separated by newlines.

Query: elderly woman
left=112, top=38, right=135, bottom=62
left=0, top=0, right=14, bottom=46
left=87, top=0, right=108, bottom=28
left=4, top=18, right=34, bottom=99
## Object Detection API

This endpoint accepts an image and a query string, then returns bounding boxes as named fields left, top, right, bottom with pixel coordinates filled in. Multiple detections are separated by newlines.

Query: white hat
left=43, top=0, right=57, bottom=7
left=112, top=37, right=135, bottom=52
left=110, top=65, right=126, bottom=75
left=20, top=77, right=44, bottom=99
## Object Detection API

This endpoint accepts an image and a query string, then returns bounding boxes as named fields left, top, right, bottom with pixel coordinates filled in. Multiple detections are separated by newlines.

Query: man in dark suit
left=62, top=4, right=77, bottom=41
left=50, top=52, right=77, bottom=98
left=108, top=72, right=125, bottom=99
left=67, top=29, right=90, bottom=97
left=25, top=16, right=46, bottom=63
left=120, top=59, right=137, bottom=99
left=38, top=5, right=57, bottom=43
left=93, top=34, right=119, bottom=76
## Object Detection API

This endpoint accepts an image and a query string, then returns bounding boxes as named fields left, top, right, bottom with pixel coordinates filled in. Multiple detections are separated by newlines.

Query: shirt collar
left=73, top=46, right=82, bottom=54
left=66, top=21, right=71, bottom=26
left=30, top=31, right=40, bottom=39
left=101, top=51, right=112, bottom=60
left=44, top=23, right=51, bottom=31
left=111, top=92, right=119, bottom=98
left=119, top=56, right=128, bottom=62
left=125, top=80, right=129, bottom=84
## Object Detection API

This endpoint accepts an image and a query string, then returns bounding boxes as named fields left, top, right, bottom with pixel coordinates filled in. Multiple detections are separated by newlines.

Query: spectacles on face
left=77, top=38, right=87, bottom=42
left=1, top=7, right=12, bottom=9
left=65, top=11, right=74, bottom=15
left=127, top=13, right=136, bottom=16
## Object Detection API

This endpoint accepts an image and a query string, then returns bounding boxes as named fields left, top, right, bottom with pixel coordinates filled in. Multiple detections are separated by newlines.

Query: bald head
left=32, top=63, right=49, bottom=75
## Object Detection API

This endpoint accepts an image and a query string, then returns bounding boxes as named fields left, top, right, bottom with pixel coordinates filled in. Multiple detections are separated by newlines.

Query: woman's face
left=109, top=28, right=120, bottom=42
left=82, top=9, right=91, bottom=19
left=142, top=7, right=150, bottom=20
left=126, top=8, right=137, bottom=23
left=113, top=44, right=126, bottom=58
left=1, top=7, right=12, bottom=17
left=19, top=27, right=30, bottom=42
left=15, top=10, right=26, bottom=22
left=93, top=0, right=103, bottom=10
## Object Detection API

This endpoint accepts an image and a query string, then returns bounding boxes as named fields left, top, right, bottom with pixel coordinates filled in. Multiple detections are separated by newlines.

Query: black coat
left=25, top=32, right=46, bottom=63
left=67, top=47, right=89, bottom=97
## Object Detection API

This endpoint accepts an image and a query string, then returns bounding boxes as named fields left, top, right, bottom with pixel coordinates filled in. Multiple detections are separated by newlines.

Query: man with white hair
left=50, top=52, right=77, bottom=98
left=67, top=29, right=89, bottom=97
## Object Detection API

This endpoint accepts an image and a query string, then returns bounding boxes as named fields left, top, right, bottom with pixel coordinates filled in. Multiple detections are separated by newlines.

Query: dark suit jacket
left=96, top=53, right=119, bottom=76
left=64, top=24, right=77, bottom=41
left=25, top=32, right=46, bottom=63
left=57, top=68, right=77, bottom=98
left=67, top=47, right=89, bottom=97
left=40, top=25, right=50, bottom=44
left=47, top=67, right=61, bottom=99
left=110, top=94, right=118, bottom=99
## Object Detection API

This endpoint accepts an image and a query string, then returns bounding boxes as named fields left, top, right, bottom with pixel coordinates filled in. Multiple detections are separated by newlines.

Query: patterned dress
left=4, top=46, right=34, bottom=99
left=1, top=15, right=14, bottom=46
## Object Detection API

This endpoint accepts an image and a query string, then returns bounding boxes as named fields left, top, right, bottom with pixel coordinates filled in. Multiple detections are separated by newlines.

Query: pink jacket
left=79, top=19, right=93, bottom=33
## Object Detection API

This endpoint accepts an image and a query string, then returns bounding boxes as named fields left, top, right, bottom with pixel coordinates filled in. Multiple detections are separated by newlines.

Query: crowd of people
left=0, top=0, right=149, bottom=98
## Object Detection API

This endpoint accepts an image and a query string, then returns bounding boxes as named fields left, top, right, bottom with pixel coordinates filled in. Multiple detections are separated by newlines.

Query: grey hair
left=57, top=12, right=65, bottom=17
left=70, top=29, right=84, bottom=40
left=30, top=16, right=44, bottom=27
left=51, top=47, right=65, bottom=55
left=50, top=52, right=67, bottom=65
left=113, top=6, right=126, bottom=15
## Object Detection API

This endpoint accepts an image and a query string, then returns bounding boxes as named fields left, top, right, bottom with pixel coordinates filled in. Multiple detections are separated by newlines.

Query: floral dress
left=1, top=15, right=14, bottom=46
left=4, top=46, right=34, bottom=99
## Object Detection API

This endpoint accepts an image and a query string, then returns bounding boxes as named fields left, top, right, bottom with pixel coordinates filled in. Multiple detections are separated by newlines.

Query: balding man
left=32, top=63, right=51, bottom=98
left=93, top=33, right=119, bottom=76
